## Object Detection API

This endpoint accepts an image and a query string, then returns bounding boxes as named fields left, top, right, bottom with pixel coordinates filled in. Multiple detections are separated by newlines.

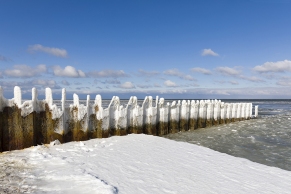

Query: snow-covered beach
left=1, top=134, right=291, bottom=194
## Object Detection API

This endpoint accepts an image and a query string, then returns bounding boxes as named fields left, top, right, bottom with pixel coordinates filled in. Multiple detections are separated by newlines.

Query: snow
left=1, top=134, right=291, bottom=194
left=14, top=86, right=22, bottom=107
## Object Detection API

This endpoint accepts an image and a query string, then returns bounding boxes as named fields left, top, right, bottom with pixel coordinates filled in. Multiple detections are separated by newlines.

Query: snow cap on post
left=32, top=87, right=37, bottom=101
left=45, top=87, right=53, bottom=108
left=14, top=86, right=22, bottom=107
left=62, top=88, right=66, bottom=112
left=73, top=93, right=79, bottom=107
left=95, top=94, right=102, bottom=109
left=31, top=87, right=38, bottom=111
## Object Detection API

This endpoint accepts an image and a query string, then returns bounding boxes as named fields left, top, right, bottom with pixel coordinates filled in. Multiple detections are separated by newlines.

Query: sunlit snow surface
left=1, top=134, right=291, bottom=194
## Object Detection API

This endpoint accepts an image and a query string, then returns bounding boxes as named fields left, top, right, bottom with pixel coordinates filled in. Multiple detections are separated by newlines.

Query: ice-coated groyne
left=0, top=86, right=257, bottom=152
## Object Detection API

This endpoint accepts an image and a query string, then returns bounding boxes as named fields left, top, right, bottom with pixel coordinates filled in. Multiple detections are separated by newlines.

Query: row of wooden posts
left=0, top=86, right=257, bottom=152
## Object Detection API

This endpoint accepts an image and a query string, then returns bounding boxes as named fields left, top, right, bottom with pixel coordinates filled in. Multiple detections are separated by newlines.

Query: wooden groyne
left=0, top=86, right=258, bottom=152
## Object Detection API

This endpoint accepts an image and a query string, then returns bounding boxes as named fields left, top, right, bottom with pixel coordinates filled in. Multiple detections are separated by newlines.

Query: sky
left=1, top=0, right=291, bottom=99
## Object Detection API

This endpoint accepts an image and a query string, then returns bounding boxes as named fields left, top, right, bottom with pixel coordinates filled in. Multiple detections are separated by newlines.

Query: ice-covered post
left=95, top=95, right=109, bottom=138
left=169, top=101, right=179, bottom=133
left=2, top=86, right=22, bottom=151
left=206, top=100, right=213, bottom=127
left=198, top=100, right=206, bottom=128
left=109, top=96, right=127, bottom=136
left=21, top=88, right=38, bottom=149
left=157, top=98, right=169, bottom=136
left=67, top=93, right=88, bottom=141
left=236, top=103, right=241, bottom=121
left=134, top=98, right=144, bottom=134
left=231, top=103, right=237, bottom=122
left=255, top=105, right=258, bottom=118
left=249, top=103, right=252, bottom=119
left=39, top=88, right=64, bottom=143
left=180, top=100, right=190, bottom=131
left=61, top=88, right=67, bottom=135
left=143, top=96, right=157, bottom=135
left=213, top=100, right=220, bottom=125
left=189, top=100, right=199, bottom=130
left=245, top=103, right=249, bottom=120
left=225, top=103, right=232, bottom=124
left=249, top=103, right=253, bottom=119
left=118, top=103, right=128, bottom=136
left=127, top=96, right=143, bottom=134
left=241, top=103, right=245, bottom=121
left=14, top=86, right=22, bottom=107
left=220, top=102, right=225, bottom=124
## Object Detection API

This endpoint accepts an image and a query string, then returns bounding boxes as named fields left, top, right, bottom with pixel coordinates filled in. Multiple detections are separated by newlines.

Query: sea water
left=54, top=99, right=291, bottom=171
left=164, top=100, right=291, bottom=171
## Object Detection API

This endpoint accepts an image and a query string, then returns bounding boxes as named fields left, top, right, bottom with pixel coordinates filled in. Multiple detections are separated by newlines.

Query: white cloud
left=216, top=67, right=240, bottom=76
left=201, top=49, right=219, bottom=57
left=28, top=44, right=68, bottom=58
left=119, top=82, right=135, bottom=89
left=253, top=60, right=291, bottom=73
left=138, top=69, right=160, bottom=77
left=4, top=64, right=47, bottom=78
left=191, top=67, right=212, bottom=75
left=52, top=65, right=86, bottom=77
left=163, top=69, right=196, bottom=81
left=164, top=80, right=177, bottom=87
left=88, top=70, right=127, bottom=78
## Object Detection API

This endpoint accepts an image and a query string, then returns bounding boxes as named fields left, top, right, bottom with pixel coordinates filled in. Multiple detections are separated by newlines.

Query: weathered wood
left=2, top=106, right=23, bottom=151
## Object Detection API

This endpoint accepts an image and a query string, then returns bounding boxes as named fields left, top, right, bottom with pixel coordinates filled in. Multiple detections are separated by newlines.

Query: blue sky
left=1, top=0, right=291, bottom=99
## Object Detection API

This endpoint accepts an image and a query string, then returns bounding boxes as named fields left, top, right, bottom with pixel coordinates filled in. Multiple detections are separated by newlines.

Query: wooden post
left=198, top=100, right=206, bottom=128
left=213, top=100, right=220, bottom=125
left=21, top=88, right=37, bottom=149
left=0, top=86, right=3, bottom=152
left=189, top=100, right=199, bottom=130
left=169, top=101, right=179, bottom=133
left=180, top=100, right=189, bottom=131
left=2, top=86, right=24, bottom=151
left=220, top=102, right=225, bottom=124
left=143, top=96, right=157, bottom=135
left=206, top=100, right=213, bottom=127
left=157, top=98, right=169, bottom=136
